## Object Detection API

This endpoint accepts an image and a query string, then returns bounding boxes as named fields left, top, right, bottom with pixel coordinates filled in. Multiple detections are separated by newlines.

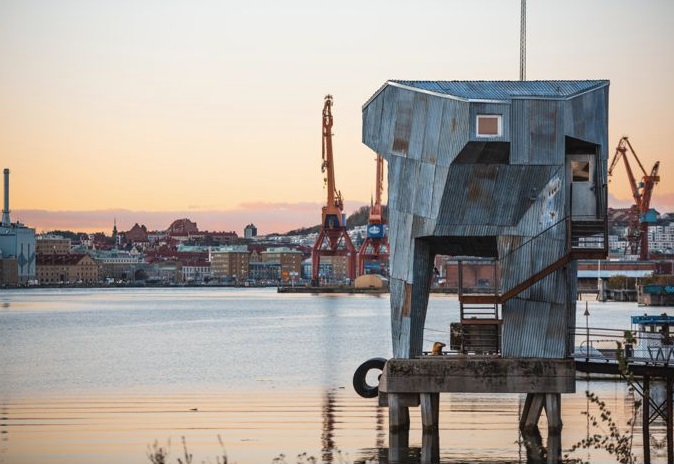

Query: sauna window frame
left=476, top=115, right=503, bottom=138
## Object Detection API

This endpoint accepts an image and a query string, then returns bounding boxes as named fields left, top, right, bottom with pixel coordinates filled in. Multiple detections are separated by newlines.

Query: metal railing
left=571, top=326, right=674, bottom=365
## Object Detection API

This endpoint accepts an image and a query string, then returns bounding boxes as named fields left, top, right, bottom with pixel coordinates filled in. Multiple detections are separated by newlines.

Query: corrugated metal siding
left=435, top=165, right=558, bottom=231
left=410, top=238, right=433, bottom=356
left=421, top=96, right=444, bottom=165
left=510, top=99, right=564, bottom=165
left=361, top=79, right=608, bottom=360
left=388, top=80, right=609, bottom=102
left=437, top=99, right=470, bottom=167
left=469, top=102, right=510, bottom=142
left=502, top=297, right=567, bottom=358
left=408, top=92, right=429, bottom=161
left=392, top=89, right=414, bottom=156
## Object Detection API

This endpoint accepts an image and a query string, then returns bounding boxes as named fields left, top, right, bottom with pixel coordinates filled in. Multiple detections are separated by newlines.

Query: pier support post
left=420, top=393, right=439, bottom=431
left=519, top=393, right=563, bottom=463
left=421, top=429, right=440, bottom=464
left=545, top=393, right=562, bottom=463
left=387, top=393, right=411, bottom=433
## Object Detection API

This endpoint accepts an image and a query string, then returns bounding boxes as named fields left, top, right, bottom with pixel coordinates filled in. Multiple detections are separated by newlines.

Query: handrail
left=459, top=214, right=607, bottom=302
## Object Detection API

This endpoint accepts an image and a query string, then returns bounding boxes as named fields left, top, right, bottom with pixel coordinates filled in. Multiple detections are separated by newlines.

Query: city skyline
left=2, top=0, right=673, bottom=234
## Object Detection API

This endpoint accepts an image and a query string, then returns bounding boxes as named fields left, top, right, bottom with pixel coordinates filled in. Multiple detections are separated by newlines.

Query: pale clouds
left=13, top=201, right=367, bottom=236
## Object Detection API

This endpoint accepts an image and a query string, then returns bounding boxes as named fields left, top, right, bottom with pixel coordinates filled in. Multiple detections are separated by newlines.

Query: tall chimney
left=2, top=168, right=10, bottom=227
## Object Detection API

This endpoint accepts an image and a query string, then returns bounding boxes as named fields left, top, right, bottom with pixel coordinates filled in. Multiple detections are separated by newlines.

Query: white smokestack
left=2, top=168, right=10, bottom=227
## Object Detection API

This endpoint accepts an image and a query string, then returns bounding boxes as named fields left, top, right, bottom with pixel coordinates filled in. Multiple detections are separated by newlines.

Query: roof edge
left=362, top=80, right=610, bottom=109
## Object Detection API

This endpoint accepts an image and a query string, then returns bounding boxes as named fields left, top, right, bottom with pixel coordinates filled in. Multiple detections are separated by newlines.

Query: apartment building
left=210, top=245, right=250, bottom=281
left=261, top=247, right=303, bottom=283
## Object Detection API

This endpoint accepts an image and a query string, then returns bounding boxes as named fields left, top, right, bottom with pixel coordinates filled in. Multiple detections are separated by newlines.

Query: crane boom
left=608, top=136, right=660, bottom=259
left=321, top=95, right=344, bottom=228
left=369, top=155, right=384, bottom=224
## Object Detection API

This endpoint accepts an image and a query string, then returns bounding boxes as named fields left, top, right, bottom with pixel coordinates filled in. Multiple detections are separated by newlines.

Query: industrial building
left=0, top=169, right=36, bottom=285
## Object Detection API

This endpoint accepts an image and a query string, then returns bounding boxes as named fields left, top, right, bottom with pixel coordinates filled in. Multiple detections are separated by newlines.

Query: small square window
left=476, top=115, right=502, bottom=137
left=571, top=161, right=590, bottom=182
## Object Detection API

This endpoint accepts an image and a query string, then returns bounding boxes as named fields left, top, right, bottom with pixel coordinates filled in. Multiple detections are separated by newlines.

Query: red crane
left=311, top=95, right=356, bottom=285
left=608, top=136, right=660, bottom=260
left=358, top=155, right=389, bottom=276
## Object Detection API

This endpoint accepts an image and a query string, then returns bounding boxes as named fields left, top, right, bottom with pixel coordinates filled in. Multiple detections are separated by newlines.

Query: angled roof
left=365, top=80, right=609, bottom=107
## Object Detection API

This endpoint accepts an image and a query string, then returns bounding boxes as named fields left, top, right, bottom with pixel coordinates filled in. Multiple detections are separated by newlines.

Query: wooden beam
left=381, top=358, right=575, bottom=394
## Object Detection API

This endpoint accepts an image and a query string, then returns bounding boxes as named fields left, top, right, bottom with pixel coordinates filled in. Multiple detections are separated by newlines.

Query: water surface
left=0, top=288, right=667, bottom=463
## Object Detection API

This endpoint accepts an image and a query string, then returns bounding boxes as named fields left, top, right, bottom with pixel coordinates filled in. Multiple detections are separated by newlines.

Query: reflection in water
left=1, top=404, right=7, bottom=461
left=322, top=389, right=336, bottom=464
left=0, top=289, right=659, bottom=463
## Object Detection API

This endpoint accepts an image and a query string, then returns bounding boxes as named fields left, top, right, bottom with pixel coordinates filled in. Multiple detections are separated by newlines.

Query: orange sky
left=1, top=1, right=673, bottom=235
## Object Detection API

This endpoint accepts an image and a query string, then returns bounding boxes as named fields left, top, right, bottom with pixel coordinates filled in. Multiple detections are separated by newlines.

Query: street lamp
left=583, top=301, right=590, bottom=362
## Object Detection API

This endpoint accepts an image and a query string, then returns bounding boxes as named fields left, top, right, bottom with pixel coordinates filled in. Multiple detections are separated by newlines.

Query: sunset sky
left=1, top=0, right=673, bottom=235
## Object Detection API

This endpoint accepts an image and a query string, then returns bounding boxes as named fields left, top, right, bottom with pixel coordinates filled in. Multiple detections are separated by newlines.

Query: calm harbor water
left=0, top=287, right=669, bottom=463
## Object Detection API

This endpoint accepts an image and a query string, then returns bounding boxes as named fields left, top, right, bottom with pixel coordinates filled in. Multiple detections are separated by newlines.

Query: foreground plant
left=147, top=436, right=228, bottom=464
left=564, top=340, right=640, bottom=464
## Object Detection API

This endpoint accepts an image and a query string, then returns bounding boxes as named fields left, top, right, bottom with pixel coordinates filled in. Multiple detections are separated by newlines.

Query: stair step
left=461, top=294, right=502, bottom=304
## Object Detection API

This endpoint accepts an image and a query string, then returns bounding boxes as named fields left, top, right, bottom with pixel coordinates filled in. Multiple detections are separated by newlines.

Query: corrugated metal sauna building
left=362, top=80, right=609, bottom=360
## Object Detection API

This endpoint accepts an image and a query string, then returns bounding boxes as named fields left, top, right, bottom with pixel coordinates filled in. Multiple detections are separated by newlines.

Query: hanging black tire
left=352, top=357, right=387, bottom=398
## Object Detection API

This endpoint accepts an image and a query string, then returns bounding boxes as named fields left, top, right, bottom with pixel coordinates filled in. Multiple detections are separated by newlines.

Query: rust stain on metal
left=403, top=283, right=412, bottom=317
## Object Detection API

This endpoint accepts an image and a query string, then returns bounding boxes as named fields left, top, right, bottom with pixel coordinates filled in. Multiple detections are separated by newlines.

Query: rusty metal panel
left=408, top=92, right=429, bottom=161
left=430, top=165, right=449, bottom=221
left=386, top=156, right=403, bottom=214
left=502, top=297, right=567, bottom=358
left=510, top=99, right=564, bottom=165
left=392, top=89, right=414, bottom=156
left=436, top=165, right=558, bottom=229
left=388, top=211, right=413, bottom=281
left=421, top=96, right=444, bottom=165
left=397, top=160, right=420, bottom=214
left=380, top=86, right=400, bottom=157
left=513, top=168, right=565, bottom=235
left=414, top=161, right=436, bottom=219
left=437, top=99, right=470, bottom=167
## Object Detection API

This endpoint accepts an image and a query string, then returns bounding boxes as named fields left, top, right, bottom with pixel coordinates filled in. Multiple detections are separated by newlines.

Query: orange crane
left=608, top=136, right=660, bottom=260
left=311, top=95, right=356, bottom=285
left=358, top=155, right=389, bottom=276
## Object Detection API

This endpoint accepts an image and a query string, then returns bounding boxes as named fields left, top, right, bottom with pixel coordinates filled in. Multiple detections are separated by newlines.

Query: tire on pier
left=352, top=357, right=387, bottom=398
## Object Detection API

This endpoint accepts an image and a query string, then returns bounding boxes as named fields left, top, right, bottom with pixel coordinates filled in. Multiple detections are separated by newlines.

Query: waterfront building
left=180, top=260, right=211, bottom=283
left=89, top=249, right=146, bottom=282
left=0, top=169, right=36, bottom=284
left=248, top=261, right=280, bottom=282
left=261, top=247, right=303, bottom=283
left=36, top=235, right=71, bottom=255
left=0, top=258, right=18, bottom=285
left=36, top=253, right=99, bottom=284
left=210, top=245, right=250, bottom=281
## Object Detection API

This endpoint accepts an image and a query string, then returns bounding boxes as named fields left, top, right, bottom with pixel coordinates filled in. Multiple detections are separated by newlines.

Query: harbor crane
left=311, top=95, right=356, bottom=285
left=357, top=155, right=389, bottom=276
left=608, top=136, right=660, bottom=260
